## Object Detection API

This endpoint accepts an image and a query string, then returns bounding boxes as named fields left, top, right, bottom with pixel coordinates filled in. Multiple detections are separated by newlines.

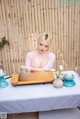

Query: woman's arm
left=25, top=52, right=32, bottom=67
left=21, top=52, right=56, bottom=72
left=42, top=53, right=56, bottom=70
left=28, top=53, right=56, bottom=72
left=20, top=52, right=32, bottom=72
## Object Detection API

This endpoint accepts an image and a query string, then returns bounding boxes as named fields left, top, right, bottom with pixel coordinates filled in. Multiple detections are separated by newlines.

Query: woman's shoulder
left=26, top=51, right=34, bottom=57
left=27, top=51, right=34, bottom=55
left=27, top=51, right=36, bottom=57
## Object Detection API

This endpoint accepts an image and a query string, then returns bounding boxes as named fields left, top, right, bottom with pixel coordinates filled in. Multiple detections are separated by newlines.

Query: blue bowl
left=64, top=74, right=74, bottom=80
left=0, top=71, right=6, bottom=78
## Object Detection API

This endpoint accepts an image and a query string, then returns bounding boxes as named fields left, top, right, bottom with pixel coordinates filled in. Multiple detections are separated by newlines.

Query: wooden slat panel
left=0, top=0, right=80, bottom=75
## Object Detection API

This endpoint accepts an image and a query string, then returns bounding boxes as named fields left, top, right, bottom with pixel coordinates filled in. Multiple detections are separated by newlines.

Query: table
left=0, top=71, right=80, bottom=114
left=39, top=108, right=80, bottom=119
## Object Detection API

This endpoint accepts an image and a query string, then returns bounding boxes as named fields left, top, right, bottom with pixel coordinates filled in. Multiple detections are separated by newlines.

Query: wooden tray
left=11, top=71, right=55, bottom=86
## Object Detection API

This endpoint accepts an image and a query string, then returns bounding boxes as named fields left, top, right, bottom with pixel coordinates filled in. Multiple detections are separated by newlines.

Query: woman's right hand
left=20, top=65, right=28, bottom=72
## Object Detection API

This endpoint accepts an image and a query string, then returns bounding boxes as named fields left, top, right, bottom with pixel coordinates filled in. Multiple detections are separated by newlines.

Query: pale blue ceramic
left=63, top=80, right=75, bottom=87
left=0, top=71, right=9, bottom=88
left=64, top=74, right=74, bottom=80
left=63, top=74, right=76, bottom=87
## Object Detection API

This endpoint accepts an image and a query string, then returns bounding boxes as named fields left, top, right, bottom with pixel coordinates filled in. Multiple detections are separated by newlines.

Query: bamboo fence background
left=0, top=0, right=80, bottom=75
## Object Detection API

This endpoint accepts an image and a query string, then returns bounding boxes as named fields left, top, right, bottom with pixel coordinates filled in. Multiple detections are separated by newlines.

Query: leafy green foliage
left=0, top=37, right=9, bottom=49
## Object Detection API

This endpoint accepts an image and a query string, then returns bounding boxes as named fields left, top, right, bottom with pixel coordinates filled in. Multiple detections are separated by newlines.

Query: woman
left=21, top=33, right=56, bottom=72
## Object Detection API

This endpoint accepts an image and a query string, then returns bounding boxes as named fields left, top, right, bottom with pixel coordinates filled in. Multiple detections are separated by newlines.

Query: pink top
left=25, top=51, right=56, bottom=70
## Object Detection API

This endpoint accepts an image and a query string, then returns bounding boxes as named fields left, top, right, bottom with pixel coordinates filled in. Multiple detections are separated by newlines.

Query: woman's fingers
left=20, top=65, right=28, bottom=71
left=20, top=65, right=26, bottom=69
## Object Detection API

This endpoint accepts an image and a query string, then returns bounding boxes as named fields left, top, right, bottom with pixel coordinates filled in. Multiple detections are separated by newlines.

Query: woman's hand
left=20, top=65, right=28, bottom=72
left=28, top=67, right=44, bottom=72
left=20, top=65, right=32, bottom=72
left=20, top=65, right=44, bottom=72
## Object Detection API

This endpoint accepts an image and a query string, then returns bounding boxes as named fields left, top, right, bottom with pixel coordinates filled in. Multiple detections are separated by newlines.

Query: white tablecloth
left=0, top=71, right=80, bottom=114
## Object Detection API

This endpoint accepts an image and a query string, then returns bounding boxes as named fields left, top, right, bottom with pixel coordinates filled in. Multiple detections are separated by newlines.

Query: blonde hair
left=38, top=33, right=50, bottom=45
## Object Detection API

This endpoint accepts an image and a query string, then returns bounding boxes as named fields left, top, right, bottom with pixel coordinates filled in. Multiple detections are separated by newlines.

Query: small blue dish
left=64, top=74, right=74, bottom=80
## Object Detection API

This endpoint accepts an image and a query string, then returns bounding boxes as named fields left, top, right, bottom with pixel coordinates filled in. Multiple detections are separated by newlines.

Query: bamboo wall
left=0, top=0, right=80, bottom=75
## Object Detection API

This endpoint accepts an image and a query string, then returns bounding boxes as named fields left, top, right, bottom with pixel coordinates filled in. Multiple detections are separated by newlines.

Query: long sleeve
left=25, top=51, right=56, bottom=70
left=42, top=53, right=56, bottom=70
left=25, top=52, right=32, bottom=68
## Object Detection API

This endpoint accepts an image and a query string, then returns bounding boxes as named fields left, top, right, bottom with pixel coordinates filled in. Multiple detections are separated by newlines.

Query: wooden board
left=11, top=71, right=55, bottom=86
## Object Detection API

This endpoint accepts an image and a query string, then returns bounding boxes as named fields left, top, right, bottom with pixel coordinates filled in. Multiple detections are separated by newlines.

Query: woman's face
left=37, top=40, right=49, bottom=54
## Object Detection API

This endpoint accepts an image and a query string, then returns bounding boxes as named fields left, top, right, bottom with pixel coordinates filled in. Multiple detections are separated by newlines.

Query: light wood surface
left=11, top=71, right=54, bottom=86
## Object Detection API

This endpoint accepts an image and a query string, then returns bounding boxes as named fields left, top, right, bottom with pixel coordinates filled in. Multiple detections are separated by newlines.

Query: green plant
left=0, top=36, right=9, bottom=49
left=55, top=65, right=64, bottom=78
